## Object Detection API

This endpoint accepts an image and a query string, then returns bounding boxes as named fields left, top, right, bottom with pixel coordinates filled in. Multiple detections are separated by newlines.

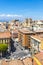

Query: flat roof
left=31, top=35, right=43, bottom=49
left=18, top=29, right=34, bottom=34
left=31, top=35, right=43, bottom=42
left=35, top=30, right=43, bottom=33
left=18, top=28, right=43, bottom=34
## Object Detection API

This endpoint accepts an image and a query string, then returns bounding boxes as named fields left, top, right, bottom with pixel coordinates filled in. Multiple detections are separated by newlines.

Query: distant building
left=10, top=28, right=18, bottom=38
left=8, top=19, right=21, bottom=31
left=23, top=18, right=33, bottom=27
left=11, top=19, right=20, bottom=26
left=31, top=20, right=43, bottom=31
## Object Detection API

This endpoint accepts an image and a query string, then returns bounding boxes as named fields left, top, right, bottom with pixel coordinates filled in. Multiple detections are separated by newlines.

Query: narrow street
left=10, top=38, right=31, bottom=59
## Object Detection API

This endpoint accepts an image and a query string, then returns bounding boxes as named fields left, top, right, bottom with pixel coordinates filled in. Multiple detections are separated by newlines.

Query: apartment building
left=18, top=28, right=35, bottom=49
left=18, top=28, right=43, bottom=50
left=30, top=36, right=40, bottom=54
left=31, top=34, right=43, bottom=51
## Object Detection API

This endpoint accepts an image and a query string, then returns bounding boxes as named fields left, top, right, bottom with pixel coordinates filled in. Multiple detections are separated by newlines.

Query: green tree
left=0, top=44, right=8, bottom=57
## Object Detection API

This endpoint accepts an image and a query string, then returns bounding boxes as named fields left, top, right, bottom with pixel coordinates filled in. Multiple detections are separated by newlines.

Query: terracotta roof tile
left=2, top=59, right=23, bottom=65
left=0, top=31, right=11, bottom=38
left=23, top=58, right=32, bottom=65
left=35, top=52, right=43, bottom=65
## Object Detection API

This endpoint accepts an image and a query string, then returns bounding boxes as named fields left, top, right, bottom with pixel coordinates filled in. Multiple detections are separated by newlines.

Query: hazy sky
left=0, top=0, right=43, bottom=20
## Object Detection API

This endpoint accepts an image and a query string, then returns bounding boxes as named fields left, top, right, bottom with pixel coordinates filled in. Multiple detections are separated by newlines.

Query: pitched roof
left=35, top=52, right=43, bottom=65
left=1, top=58, right=32, bottom=65
left=0, top=31, right=11, bottom=38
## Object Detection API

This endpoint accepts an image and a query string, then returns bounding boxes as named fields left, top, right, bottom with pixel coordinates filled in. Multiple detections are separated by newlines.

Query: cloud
left=0, top=14, right=23, bottom=18
left=0, top=14, right=6, bottom=17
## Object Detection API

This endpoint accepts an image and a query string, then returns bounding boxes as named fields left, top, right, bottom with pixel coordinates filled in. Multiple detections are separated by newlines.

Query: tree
left=0, top=44, right=8, bottom=57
